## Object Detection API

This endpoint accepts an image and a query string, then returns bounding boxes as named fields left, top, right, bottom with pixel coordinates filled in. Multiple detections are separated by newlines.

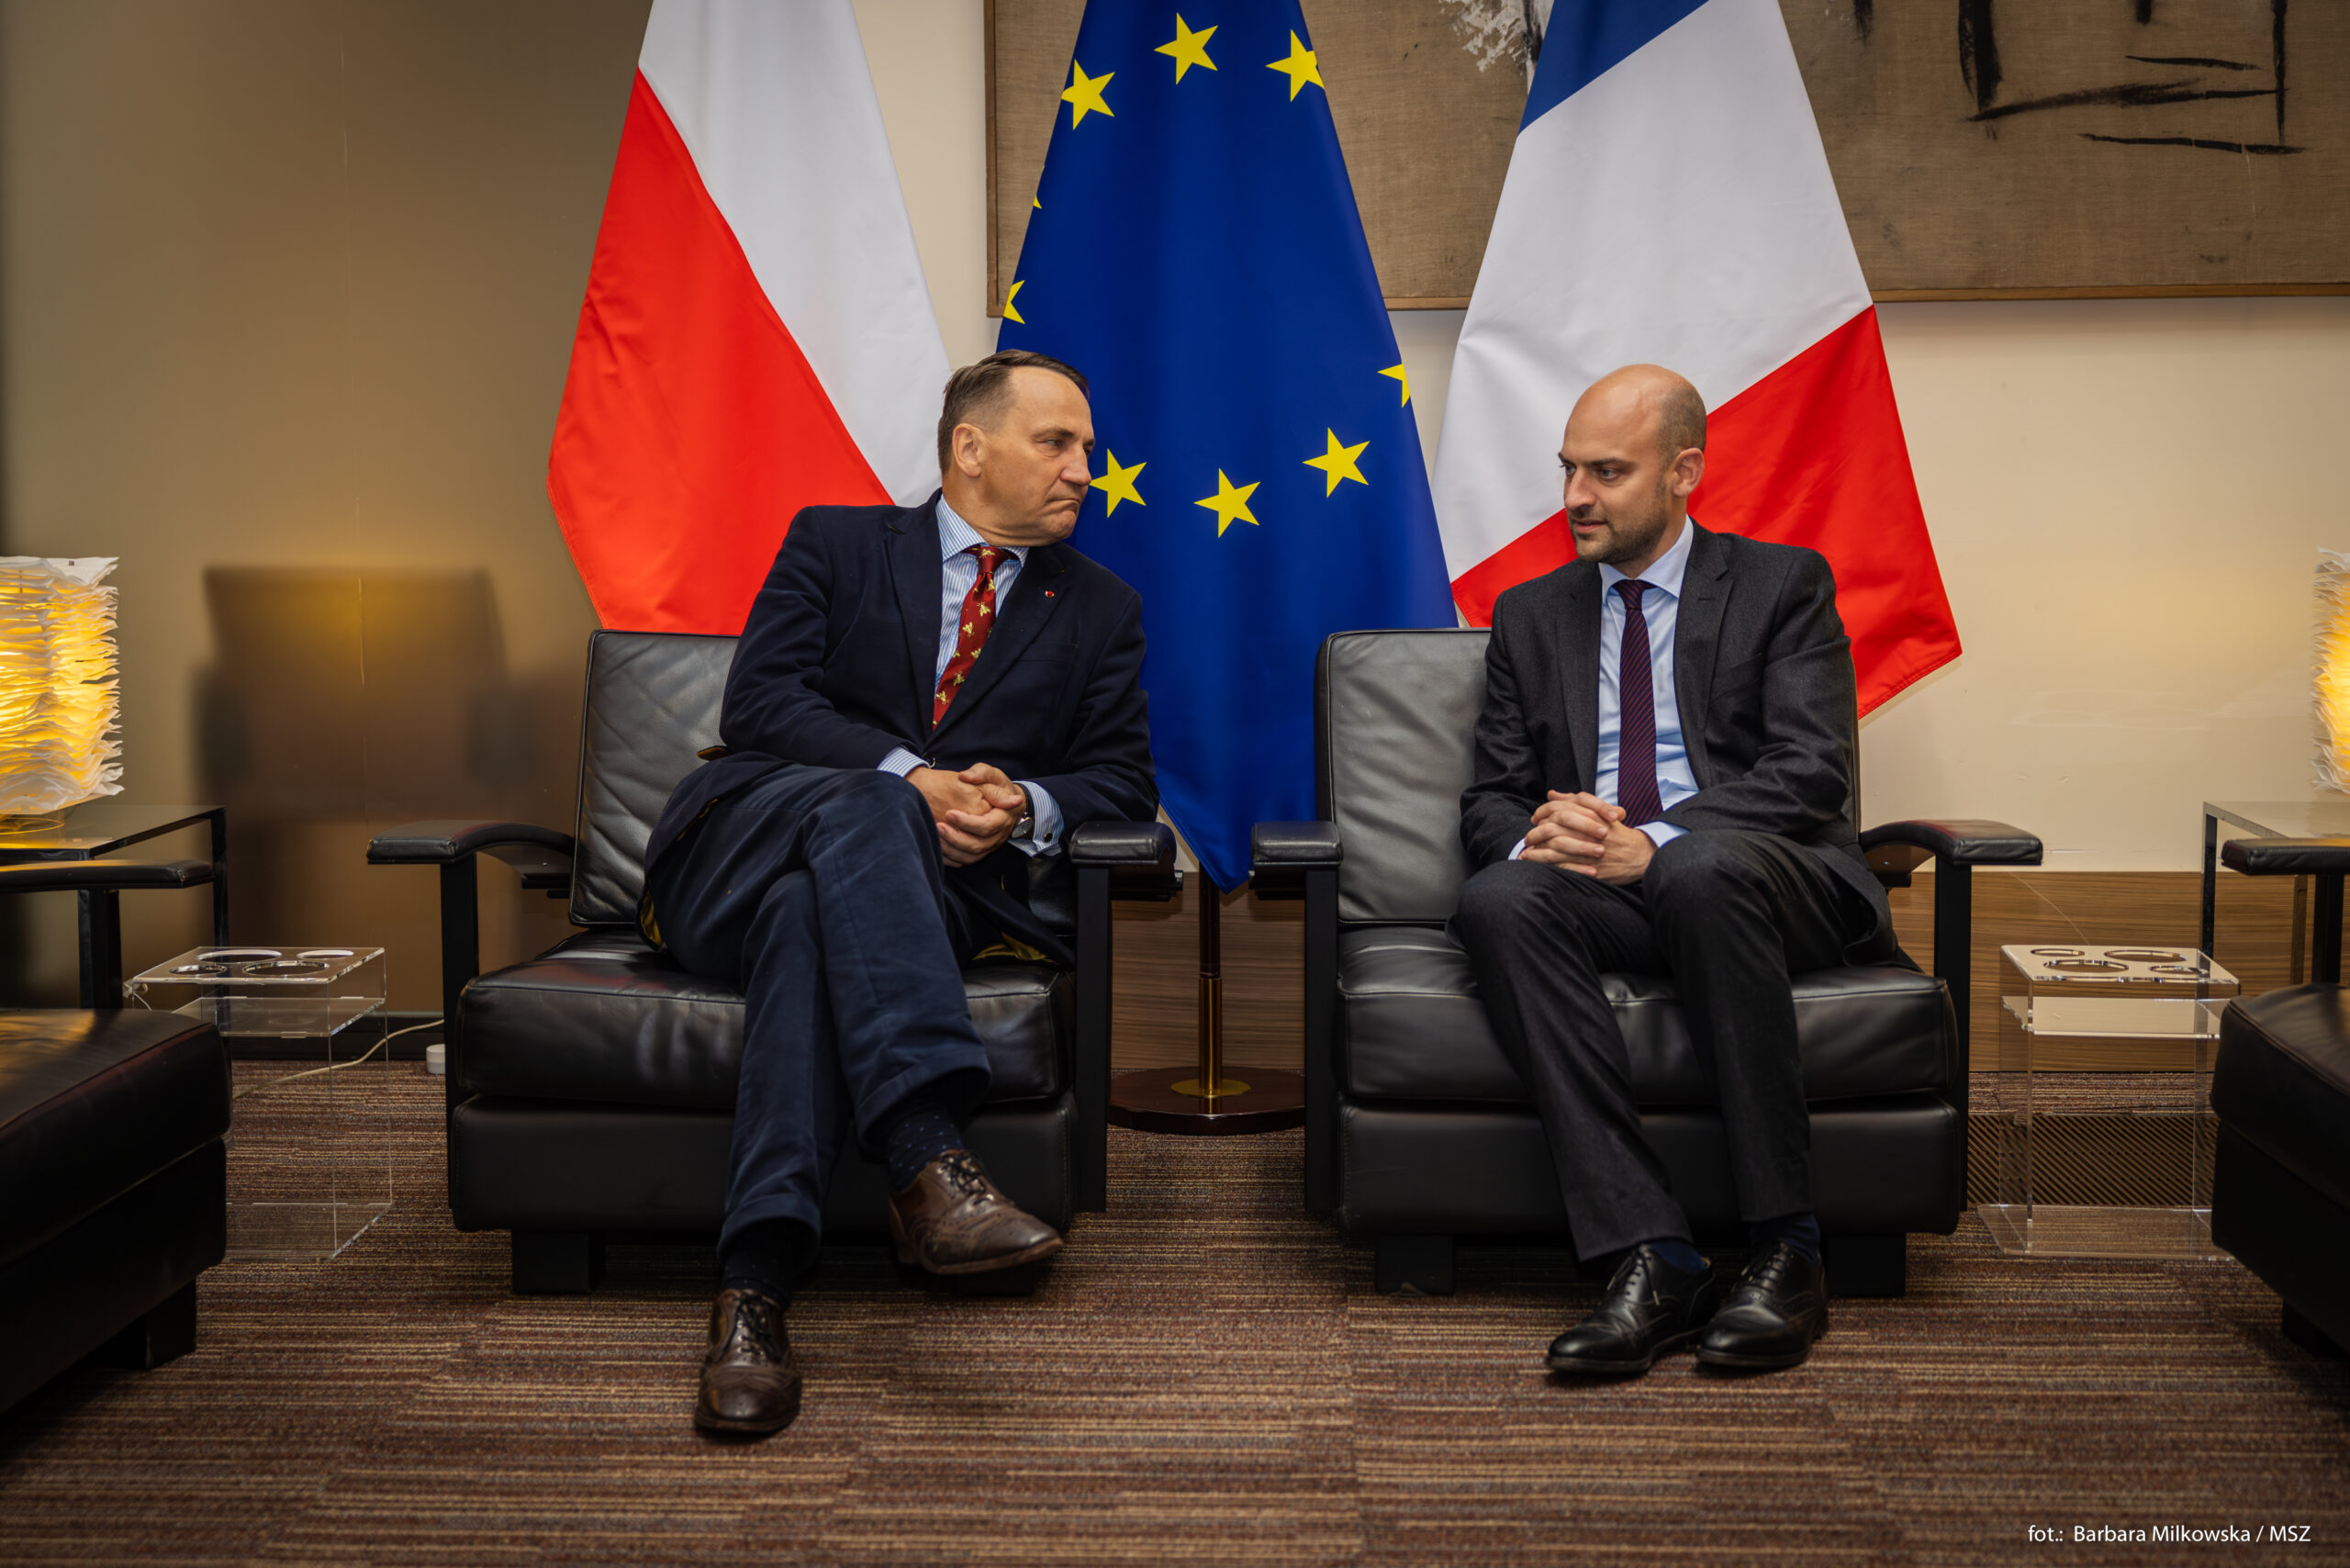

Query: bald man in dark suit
left=1454, top=365, right=1897, bottom=1379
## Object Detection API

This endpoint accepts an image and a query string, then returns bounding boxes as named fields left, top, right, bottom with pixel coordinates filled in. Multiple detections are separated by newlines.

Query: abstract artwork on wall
left=987, top=0, right=2349, bottom=305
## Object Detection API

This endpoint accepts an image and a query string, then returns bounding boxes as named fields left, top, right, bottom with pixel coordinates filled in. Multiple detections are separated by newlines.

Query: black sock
left=1643, top=1238, right=1707, bottom=1275
left=719, top=1217, right=814, bottom=1305
left=881, top=1100, right=968, bottom=1191
left=1748, top=1211, right=1821, bottom=1263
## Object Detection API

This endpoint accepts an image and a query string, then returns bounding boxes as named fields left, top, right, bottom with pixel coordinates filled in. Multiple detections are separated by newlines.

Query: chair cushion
left=2215, top=985, right=2350, bottom=1212
left=459, top=929, right=1068, bottom=1113
left=1337, top=924, right=1951, bottom=1106
left=0, top=1010, right=229, bottom=1267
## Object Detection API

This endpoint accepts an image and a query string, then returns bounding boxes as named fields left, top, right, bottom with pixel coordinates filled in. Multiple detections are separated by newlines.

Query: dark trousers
left=643, top=765, right=996, bottom=1252
left=1452, top=830, right=1892, bottom=1261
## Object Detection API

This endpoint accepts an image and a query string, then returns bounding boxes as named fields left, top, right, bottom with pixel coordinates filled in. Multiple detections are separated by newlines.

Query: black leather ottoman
left=0, top=1010, right=231, bottom=1413
left=2213, top=985, right=2350, bottom=1356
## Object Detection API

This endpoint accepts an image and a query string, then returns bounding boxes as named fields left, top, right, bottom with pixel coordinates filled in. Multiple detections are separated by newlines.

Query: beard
left=1570, top=476, right=1676, bottom=567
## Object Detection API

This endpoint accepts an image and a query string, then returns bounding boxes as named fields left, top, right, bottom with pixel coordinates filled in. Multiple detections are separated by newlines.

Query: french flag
left=1432, top=0, right=1961, bottom=712
left=548, top=0, right=948, bottom=635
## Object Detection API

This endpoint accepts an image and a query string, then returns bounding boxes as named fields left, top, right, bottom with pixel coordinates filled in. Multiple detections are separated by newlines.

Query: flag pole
left=1107, top=870, right=1304, bottom=1135
left=1174, top=875, right=1239, bottom=1102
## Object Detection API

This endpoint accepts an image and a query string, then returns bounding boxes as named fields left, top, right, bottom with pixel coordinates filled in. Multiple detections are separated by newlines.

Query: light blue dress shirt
left=1512, top=517, right=1700, bottom=860
left=876, top=497, right=1063, bottom=856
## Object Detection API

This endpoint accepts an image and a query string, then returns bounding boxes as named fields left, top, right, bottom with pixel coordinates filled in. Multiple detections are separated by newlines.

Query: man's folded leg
left=647, top=767, right=1061, bottom=1434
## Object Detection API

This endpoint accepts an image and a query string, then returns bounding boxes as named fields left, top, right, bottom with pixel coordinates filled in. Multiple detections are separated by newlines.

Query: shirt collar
left=1597, top=515, right=1695, bottom=601
left=935, top=495, right=1029, bottom=566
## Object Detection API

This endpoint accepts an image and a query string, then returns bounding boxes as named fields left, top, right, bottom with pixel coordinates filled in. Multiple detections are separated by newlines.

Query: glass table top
left=0, top=801, right=222, bottom=859
left=2203, top=799, right=2350, bottom=839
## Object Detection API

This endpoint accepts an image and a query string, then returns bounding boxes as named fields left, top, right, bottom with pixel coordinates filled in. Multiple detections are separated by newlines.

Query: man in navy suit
left=642, top=351, right=1157, bottom=1436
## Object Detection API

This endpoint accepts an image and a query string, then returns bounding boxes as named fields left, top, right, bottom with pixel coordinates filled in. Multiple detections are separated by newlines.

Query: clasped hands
left=1522, top=790, right=1653, bottom=885
left=908, top=763, right=1027, bottom=867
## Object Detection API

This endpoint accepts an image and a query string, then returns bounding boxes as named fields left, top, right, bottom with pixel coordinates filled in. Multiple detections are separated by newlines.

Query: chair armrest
left=0, top=857, right=214, bottom=893
left=1859, top=818, right=2042, bottom=879
left=366, top=820, right=573, bottom=1121
left=1066, top=819, right=1179, bottom=1212
left=1249, top=821, right=1342, bottom=900
left=367, top=819, right=574, bottom=866
left=1069, top=820, right=1179, bottom=899
left=2221, top=837, right=2350, bottom=877
left=1247, top=821, right=1343, bottom=1211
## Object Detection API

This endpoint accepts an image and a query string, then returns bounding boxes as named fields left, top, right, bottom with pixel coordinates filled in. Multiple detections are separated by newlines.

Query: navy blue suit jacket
left=648, top=494, right=1158, bottom=956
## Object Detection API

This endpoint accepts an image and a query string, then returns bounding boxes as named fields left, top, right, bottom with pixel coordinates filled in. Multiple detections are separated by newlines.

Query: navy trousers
left=1452, top=830, right=1892, bottom=1261
left=643, top=765, right=996, bottom=1251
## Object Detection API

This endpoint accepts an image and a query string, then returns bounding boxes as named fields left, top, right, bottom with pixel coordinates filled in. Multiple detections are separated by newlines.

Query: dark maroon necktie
left=1613, top=579, right=1663, bottom=827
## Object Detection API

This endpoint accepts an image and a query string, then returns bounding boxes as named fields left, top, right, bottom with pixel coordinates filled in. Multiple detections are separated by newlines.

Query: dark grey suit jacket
left=1458, top=522, right=1893, bottom=958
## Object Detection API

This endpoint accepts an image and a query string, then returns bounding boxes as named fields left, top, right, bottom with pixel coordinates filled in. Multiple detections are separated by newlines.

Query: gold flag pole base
left=1106, top=880, right=1304, bottom=1137
left=1106, top=1064, right=1304, bottom=1136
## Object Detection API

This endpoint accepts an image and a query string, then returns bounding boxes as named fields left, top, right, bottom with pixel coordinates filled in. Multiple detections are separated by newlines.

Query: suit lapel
left=1557, top=567, right=1601, bottom=793
left=886, top=498, right=945, bottom=742
left=929, top=542, right=1069, bottom=749
left=1674, top=523, right=1729, bottom=787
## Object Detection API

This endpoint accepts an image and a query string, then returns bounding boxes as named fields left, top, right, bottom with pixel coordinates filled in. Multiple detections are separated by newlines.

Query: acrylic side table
left=127, top=945, right=392, bottom=1261
left=1978, top=943, right=2231, bottom=1260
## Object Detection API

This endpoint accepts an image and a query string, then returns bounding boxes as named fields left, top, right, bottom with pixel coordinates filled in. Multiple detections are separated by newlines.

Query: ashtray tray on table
left=126, top=946, right=393, bottom=1261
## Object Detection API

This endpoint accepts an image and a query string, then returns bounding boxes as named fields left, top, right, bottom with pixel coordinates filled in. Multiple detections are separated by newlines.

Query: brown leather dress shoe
left=887, top=1148, right=1065, bottom=1275
left=694, top=1287, right=802, bottom=1435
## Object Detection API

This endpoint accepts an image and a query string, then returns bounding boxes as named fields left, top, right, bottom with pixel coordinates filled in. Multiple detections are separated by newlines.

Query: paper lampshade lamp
left=0, top=556, right=122, bottom=817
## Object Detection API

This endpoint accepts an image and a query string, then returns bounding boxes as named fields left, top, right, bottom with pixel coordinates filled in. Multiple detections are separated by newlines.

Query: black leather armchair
left=1252, top=629, right=2039, bottom=1297
left=2211, top=837, right=2350, bottom=1357
left=369, top=630, right=1174, bottom=1294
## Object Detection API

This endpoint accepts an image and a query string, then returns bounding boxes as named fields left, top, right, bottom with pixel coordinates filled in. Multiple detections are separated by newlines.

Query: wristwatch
left=1013, top=785, right=1036, bottom=843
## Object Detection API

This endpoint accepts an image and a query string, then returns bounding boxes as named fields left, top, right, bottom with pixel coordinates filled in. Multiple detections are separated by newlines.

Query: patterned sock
left=718, top=1217, right=814, bottom=1305
left=1644, top=1238, right=1707, bottom=1276
left=1748, top=1211, right=1822, bottom=1263
left=881, top=1101, right=968, bottom=1191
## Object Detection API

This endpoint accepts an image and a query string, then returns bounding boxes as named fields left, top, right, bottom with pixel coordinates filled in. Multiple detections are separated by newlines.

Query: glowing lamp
left=0, top=556, right=122, bottom=818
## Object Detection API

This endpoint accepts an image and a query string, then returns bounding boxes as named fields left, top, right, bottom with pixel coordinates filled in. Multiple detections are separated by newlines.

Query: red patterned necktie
left=934, top=544, right=1004, bottom=723
left=1613, top=578, right=1663, bottom=827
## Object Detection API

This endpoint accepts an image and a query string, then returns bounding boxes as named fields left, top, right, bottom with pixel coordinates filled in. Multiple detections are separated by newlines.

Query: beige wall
left=0, top=0, right=648, bottom=1003
left=4, top=2, right=2344, bottom=1012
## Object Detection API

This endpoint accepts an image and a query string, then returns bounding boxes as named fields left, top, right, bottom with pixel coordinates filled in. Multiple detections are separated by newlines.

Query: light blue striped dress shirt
left=1511, top=517, right=1701, bottom=860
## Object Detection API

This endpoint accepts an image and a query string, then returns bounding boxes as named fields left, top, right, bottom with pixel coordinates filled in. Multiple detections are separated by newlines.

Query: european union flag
left=997, top=5, right=1456, bottom=890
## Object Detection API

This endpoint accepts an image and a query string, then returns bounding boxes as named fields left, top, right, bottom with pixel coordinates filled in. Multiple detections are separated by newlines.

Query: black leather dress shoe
left=1546, top=1245, right=1725, bottom=1376
left=695, top=1287, right=803, bottom=1435
left=1695, top=1240, right=1830, bottom=1370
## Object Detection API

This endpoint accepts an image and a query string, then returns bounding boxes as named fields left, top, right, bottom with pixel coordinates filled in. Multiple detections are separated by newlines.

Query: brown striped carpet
left=3, top=1062, right=2348, bottom=1566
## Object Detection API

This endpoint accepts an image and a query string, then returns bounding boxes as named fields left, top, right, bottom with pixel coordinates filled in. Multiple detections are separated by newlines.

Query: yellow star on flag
left=1003, top=280, right=1026, bottom=324
left=1380, top=363, right=1411, bottom=406
left=1304, top=430, right=1370, bottom=495
left=1061, top=61, right=1114, bottom=127
left=1156, top=16, right=1218, bottom=81
left=1195, top=470, right=1260, bottom=536
left=1096, top=452, right=1147, bottom=515
left=1266, top=31, right=1323, bottom=100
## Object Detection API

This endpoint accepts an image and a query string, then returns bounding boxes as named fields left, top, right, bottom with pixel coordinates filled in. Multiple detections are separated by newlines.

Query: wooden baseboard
left=1110, top=869, right=2307, bottom=1076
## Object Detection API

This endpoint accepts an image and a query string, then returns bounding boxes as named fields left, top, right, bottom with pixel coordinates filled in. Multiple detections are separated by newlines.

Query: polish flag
left=1431, top=0, right=1959, bottom=711
left=548, top=0, right=948, bottom=634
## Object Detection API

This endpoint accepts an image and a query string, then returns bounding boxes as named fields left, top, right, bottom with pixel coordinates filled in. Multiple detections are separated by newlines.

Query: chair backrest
left=568, top=630, right=736, bottom=926
left=1318, top=629, right=1489, bottom=924
left=1318, top=625, right=1868, bottom=926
